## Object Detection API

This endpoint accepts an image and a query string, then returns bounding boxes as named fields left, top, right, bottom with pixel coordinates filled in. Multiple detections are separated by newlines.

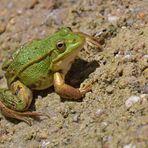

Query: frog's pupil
left=56, top=41, right=66, bottom=52
left=58, top=43, right=63, bottom=48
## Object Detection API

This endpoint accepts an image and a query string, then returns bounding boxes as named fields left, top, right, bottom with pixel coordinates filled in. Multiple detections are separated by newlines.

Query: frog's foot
left=77, top=32, right=102, bottom=50
left=79, top=83, right=92, bottom=96
left=0, top=101, right=45, bottom=126
left=53, top=72, right=91, bottom=99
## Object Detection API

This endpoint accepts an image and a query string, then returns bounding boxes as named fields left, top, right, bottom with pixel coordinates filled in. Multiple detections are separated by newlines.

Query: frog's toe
left=79, top=83, right=92, bottom=96
left=0, top=101, right=48, bottom=125
left=14, top=116, right=32, bottom=126
left=0, top=104, right=32, bottom=125
left=18, top=111, right=50, bottom=119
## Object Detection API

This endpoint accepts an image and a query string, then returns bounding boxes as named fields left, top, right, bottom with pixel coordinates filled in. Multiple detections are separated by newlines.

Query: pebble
left=37, top=131, right=48, bottom=140
left=143, top=68, right=148, bottom=79
left=106, top=85, right=114, bottom=94
left=125, top=95, right=141, bottom=108
left=0, top=23, right=6, bottom=34
left=95, top=109, right=105, bottom=116
left=41, top=141, right=50, bottom=148
left=143, top=54, right=148, bottom=59
left=16, top=9, right=24, bottom=15
left=73, top=114, right=79, bottom=122
left=107, top=15, right=119, bottom=23
left=45, top=8, right=67, bottom=26
left=140, top=94, right=147, bottom=99
left=123, top=143, right=136, bottom=148
left=7, top=2, right=14, bottom=9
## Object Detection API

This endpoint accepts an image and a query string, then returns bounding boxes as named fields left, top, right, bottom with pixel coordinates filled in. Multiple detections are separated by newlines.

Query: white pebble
left=107, top=15, right=119, bottom=23
left=96, top=109, right=105, bottom=116
left=143, top=54, right=148, bottom=59
left=123, top=143, right=136, bottom=148
left=41, top=141, right=50, bottom=148
left=125, top=96, right=141, bottom=108
left=124, top=54, right=133, bottom=61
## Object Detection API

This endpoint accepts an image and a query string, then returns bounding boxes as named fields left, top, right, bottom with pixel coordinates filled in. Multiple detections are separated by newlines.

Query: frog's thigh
left=53, top=72, right=86, bottom=99
left=5, top=80, right=32, bottom=111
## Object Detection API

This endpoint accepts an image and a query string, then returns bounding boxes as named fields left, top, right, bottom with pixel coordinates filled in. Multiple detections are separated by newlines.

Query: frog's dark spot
left=5, top=70, right=15, bottom=78
left=27, top=57, right=31, bottom=61
left=30, top=80, right=42, bottom=89
left=9, top=69, right=15, bottom=76
left=15, top=86, right=21, bottom=95
left=41, top=76, right=46, bottom=80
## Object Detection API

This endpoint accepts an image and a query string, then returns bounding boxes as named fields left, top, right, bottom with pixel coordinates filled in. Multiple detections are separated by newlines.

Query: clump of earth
left=0, top=0, right=147, bottom=147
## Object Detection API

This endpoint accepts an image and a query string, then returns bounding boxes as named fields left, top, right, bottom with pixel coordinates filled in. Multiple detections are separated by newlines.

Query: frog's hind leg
left=0, top=80, right=44, bottom=125
left=0, top=101, right=42, bottom=125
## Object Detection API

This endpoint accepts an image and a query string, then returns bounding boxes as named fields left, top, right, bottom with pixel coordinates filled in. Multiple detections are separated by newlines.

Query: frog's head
left=50, top=27, right=85, bottom=73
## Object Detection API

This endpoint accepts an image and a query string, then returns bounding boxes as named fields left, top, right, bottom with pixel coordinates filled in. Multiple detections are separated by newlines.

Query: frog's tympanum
left=0, top=27, right=101, bottom=125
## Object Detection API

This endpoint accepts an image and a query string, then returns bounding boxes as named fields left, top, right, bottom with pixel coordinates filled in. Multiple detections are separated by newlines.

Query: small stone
left=41, top=141, right=50, bottom=148
left=95, top=109, right=105, bottom=116
left=0, top=23, right=6, bottom=34
left=107, top=15, right=119, bottom=23
left=7, top=2, right=14, bottom=9
left=125, top=95, right=141, bottom=108
left=16, top=9, right=24, bottom=15
left=73, top=114, right=79, bottom=122
left=118, top=78, right=128, bottom=89
left=143, top=54, right=148, bottom=59
left=36, top=131, right=48, bottom=141
left=45, top=8, right=67, bottom=26
left=101, top=122, right=108, bottom=127
left=38, top=131, right=48, bottom=139
left=106, top=85, right=114, bottom=94
left=143, top=68, right=148, bottom=79
left=123, top=143, right=136, bottom=148
left=140, top=94, right=147, bottom=99
left=140, top=94, right=148, bottom=104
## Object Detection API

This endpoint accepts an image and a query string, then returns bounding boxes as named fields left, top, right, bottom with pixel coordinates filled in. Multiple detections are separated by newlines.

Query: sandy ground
left=0, top=0, right=148, bottom=147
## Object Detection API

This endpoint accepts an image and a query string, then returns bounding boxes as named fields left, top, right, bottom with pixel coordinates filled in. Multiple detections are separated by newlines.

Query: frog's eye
left=56, top=41, right=66, bottom=52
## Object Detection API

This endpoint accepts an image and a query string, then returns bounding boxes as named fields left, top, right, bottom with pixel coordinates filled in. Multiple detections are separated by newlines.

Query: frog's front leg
left=53, top=72, right=91, bottom=99
left=0, top=80, right=42, bottom=125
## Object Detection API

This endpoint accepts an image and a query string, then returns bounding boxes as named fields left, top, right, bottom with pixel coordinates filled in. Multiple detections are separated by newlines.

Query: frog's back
left=5, top=38, right=54, bottom=87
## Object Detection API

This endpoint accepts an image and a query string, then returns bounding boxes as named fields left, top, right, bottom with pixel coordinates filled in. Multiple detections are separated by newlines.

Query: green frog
left=0, top=27, right=101, bottom=125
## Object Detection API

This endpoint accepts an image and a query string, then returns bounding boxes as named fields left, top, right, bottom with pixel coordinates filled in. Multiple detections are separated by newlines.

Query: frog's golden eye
left=56, top=41, right=66, bottom=52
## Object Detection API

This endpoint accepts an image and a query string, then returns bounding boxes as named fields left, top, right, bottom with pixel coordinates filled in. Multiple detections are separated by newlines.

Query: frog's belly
left=20, top=73, right=53, bottom=90
left=30, top=75, right=53, bottom=90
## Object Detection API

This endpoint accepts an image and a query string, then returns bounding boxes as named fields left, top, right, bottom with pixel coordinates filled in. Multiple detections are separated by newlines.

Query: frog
left=0, top=27, right=101, bottom=125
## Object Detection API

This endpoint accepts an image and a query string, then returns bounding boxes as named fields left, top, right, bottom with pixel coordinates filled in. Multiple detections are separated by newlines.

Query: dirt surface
left=0, top=0, right=148, bottom=147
